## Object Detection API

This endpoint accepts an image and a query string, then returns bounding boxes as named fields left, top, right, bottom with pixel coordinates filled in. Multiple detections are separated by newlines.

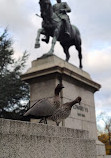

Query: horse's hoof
left=66, top=57, right=69, bottom=62
left=79, top=65, right=83, bottom=69
left=47, top=52, right=53, bottom=55
left=35, top=43, right=40, bottom=48
left=42, top=52, right=53, bottom=58
left=47, top=50, right=54, bottom=55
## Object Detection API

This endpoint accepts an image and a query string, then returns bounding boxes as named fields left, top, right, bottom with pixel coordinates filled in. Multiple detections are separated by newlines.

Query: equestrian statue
left=35, top=0, right=83, bottom=69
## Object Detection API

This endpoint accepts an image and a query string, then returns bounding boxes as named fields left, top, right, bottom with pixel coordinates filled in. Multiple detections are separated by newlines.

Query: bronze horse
left=35, top=0, right=83, bottom=69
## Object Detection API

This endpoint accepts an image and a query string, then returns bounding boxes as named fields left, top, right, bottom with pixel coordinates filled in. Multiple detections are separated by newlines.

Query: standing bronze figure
left=35, top=0, right=83, bottom=69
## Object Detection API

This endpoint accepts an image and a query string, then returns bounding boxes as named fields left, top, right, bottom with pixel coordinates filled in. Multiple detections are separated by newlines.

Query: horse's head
left=39, top=0, right=52, bottom=10
left=39, top=0, right=51, bottom=4
left=39, top=0, right=53, bottom=20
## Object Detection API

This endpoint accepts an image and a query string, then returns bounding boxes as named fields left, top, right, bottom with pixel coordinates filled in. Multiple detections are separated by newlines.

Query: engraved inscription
left=73, top=104, right=89, bottom=118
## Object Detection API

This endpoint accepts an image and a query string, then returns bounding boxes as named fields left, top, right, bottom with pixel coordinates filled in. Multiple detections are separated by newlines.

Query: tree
left=0, top=29, right=29, bottom=120
left=97, top=112, right=111, bottom=155
left=97, top=112, right=111, bottom=144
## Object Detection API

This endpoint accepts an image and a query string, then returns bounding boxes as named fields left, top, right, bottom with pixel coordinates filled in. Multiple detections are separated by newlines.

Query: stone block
left=21, top=55, right=107, bottom=157
left=97, top=156, right=111, bottom=158
left=0, top=118, right=89, bottom=138
left=0, top=119, right=97, bottom=158
left=21, top=55, right=100, bottom=140
left=62, top=79, right=95, bottom=107
left=96, top=140, right=106, bottom=156
left=30, top=78, right=57, bottom=106
left=65, top=117, right=82, bottom=130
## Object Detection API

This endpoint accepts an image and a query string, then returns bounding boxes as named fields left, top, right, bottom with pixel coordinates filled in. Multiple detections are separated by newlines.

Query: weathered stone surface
left=0, top=118, right=89, bottom=139
left=96, top=140, right=106, bottom=156
left=21, top=55, right=100, bottom=92
left=0, top=119, right=96, bottom=158
left=97, top=156, right=111, bottom=158
left=20, top=55, right=108, bottom=158
left=21, top=55, right=100, bottom=140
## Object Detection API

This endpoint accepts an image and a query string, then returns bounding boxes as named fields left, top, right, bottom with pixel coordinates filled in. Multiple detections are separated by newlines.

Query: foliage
left=0, top=29, right=29, bottom=120
left=98, top=133, right=110, bottom=144
left=98, top=133, right=111, bottom=155
left=97, top=112, right=111, bottom=155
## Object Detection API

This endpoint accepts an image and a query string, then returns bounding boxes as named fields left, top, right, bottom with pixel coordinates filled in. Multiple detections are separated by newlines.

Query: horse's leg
left=47, top=36, right=57, bottom=55
left=76, top=45, right=83, bottom=69
left=46, top=23, right=61, bottom=55
left=35, top=28, right=43, bottom=48
left=63, top=46, right=70, bottom=62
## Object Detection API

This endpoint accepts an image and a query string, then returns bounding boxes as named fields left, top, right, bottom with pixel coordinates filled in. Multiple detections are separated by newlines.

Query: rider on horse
left=53, top=0, right=71, bottom=37
left=35, top=0, right=82, bottom=68
left=42, top=0, right=71, bottom=43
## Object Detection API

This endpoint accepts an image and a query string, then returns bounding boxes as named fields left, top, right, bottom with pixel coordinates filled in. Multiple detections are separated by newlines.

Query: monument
left=21, top=0, right=109, bottom=157
left=21, top=55, right=108, bottom=158
left=21, top=54, right=107, bottom=157
left=35, top=0, right=82, bottom=68
left=0, top=0, right=109, bottom=158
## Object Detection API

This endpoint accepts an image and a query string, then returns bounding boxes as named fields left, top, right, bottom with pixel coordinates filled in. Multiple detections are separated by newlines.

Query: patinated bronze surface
left=35, top=0, right=83, bottom=69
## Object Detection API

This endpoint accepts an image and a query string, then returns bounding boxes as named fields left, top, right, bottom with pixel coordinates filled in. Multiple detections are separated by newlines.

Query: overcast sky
left=0, top=0, right=111, bottom=117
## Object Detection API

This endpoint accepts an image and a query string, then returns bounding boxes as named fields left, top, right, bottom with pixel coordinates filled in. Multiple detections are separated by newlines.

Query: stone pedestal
left=21, top=55, right=100, bottom=140
left=21, top=55, right=109, bottom=158
left=21, top=55, right=109, bottom=157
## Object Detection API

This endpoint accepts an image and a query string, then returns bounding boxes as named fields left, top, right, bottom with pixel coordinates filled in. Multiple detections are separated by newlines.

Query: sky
left=0, top=0, right=111, bottom=118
